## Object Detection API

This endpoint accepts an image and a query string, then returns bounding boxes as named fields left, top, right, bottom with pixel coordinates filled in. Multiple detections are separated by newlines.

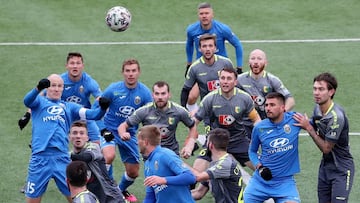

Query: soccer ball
left=105, top=6, right=132, bottom=32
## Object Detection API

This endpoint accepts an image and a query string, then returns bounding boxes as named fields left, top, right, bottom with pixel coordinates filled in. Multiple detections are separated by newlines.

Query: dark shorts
left=196, top=148, right=250, bottom=166
left=318, top=161, right=355, bottom=203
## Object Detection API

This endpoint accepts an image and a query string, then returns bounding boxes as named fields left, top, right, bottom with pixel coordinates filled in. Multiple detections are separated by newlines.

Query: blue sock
left=119, top=172, right=135, bottom=191
left=107, top=164, right=113, bottom=180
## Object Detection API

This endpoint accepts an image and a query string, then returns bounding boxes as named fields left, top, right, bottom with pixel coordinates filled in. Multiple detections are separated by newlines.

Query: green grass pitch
left=1, top=0, right=360, bottom=202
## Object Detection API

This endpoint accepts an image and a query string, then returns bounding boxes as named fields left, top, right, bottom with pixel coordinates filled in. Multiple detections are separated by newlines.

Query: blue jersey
left=61, top=72, right=102, bottom=108
left=144, top=146, right=195, bottom=203
left=24, top=88, right=105, bottom=155
left=102, top=81, right=152, bottom=136
left=186, top=19, right=243, bottom=67
left=250, top=112, right=301, bottom=178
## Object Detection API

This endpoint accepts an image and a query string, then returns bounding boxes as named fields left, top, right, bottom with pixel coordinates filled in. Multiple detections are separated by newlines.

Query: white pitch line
left=1, top=38, right=360, bottom=46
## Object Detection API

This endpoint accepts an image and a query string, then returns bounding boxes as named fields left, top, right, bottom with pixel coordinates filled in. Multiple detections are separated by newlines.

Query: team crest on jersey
left=154, top=161, right=159, bottom=171
left=79, top=85, right=84, bottom=93
left=168, top=117, right=175, bottom=125
left=263, top=86, right=271, bottom=93
left=134, top=96, right=141, bottom=105
left=283, top=124, right=291, bottom=134
left=219, top=115, right=235, bottom=126
left=235, top=106, right=241, bottom=113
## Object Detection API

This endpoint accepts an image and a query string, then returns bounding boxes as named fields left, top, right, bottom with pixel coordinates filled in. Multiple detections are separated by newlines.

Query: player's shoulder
left=186, top=21, right=201, bottom=32
left=170, top=101, right=189, bottom=111
left=212, top=19, right=231, bottom=30
left=264, top=71, right=281, bottom=81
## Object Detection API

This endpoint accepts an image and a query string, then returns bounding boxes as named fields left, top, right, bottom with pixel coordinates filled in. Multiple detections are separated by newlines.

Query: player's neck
left=211, top=150, right=227, bottom=161
left=251, top=71, right=264, bottom=79
left=71, top=187, right=88, bottom=199
left=69, top=74, right=82, bottom=82
left=319, top=100, right=333, bottom=115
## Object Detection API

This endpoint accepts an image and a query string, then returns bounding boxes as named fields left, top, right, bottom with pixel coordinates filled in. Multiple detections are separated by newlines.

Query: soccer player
left=23, top=74, right=109, bottom=203
left=244, top=92, right=301, bottom=203
left=138, top=125, right=196, bottom=203
left=181, top=33, right=235, bottom=110
left=18, top=52, right=103, bottom=143
left=69, top=120, right=125, bottom=203
left=66, top=161, right=100, bottom=203
left=190, top=128, right=244, bottom=202
left=118, top=81, right=198, bottom=157
left=185, top=2, right=243, bottom=112
left=293, top=72, right=354, bottom=203
left=99, top=58, right=153, bottom=202
left=238, top=49, right=295, bottom=138
left=192, top=67, right=261, bottom=175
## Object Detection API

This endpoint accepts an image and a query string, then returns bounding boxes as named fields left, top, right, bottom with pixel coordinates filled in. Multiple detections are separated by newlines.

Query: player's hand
left=236, top=67, right=243, bottom=74
left=99, top=97, right=111, bottom=110
left=180, top=147, right=192, bottom=159
left=37, top=78, right=50, bottom=91
left=259, top=166, right=272, bottom=181
left=18, top=112, right=31, bottom=130
left=144, top=176, right=166, bottom=186
left=101, top=129, right=114, bottom=142
left=185, top=64, right=191, bottom=78
left=120, top=132, right=131, bottom=141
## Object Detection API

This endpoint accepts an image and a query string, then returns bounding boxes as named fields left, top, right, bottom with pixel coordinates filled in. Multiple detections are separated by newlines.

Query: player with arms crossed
left=244, top=92, right=301, bottom=203
left=185, top=2, right=243, bottom=112
left=118, top=81, right=198, bottom=157
left=294, top=72, right=354, bottom=203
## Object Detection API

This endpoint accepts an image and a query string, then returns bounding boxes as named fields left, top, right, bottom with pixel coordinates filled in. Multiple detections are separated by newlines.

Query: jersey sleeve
left=269, top=74, right=292, bottom=98
left=325, top=108, right=346, bottom=143
left=248, top=125, right=261, bottom=166
left=186, top=25, right=195, bottom=63
left=222, top=24, right=243, bottom=67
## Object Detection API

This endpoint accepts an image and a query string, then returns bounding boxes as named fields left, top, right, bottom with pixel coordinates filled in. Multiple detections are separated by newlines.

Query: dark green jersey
left=207, top=153, right=243, bottom=203
left=195, top=87, right=255, bottom=153
left=185, top=54, right=234, bottom=99
left=126, top=101, right=195, bottom=154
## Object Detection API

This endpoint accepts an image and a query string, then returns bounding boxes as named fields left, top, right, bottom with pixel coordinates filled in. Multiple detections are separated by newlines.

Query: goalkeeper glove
left=259, top=166, right=272, bottom=181
left=101, top=129, right=114, bottom=142
left=18, top=112, right=31, bottom=130
left=37, top=78, right=50, bottom=91
left=236, top=67, right=243, bottom=74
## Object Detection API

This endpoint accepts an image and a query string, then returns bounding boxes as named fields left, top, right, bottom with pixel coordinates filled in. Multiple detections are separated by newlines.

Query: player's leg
left=100, top=136, right=116, bottom=179
left=52, top=154, right=71, bottom=202
left=187, top=83, right=199, bottom=113
left=25, top=155, right=51, bottom=203
left=271, top=177, right=300, bottom=203
left=328, top=164, right=354, bottom=203
left=231, top=152, right=256, bottom=171
left=87, top=120, right=101, bottom=144
left=117, top=136, right=141, bottom=202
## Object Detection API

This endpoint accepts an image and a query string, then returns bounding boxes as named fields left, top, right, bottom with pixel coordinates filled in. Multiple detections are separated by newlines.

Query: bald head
left=248, top=49, right=267, bottom=76
left=46, top=74, right=64, bottom=100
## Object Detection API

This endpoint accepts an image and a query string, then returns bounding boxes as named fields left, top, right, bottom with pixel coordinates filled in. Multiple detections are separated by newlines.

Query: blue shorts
left=100, top=130, right=140, bottom=164
left=244, top=173, right=300, bottom=203
left=115, top=131, right=140, bottom=164
left=87, top=120, right=100, bottom=142
left=25, top=150, right=71, bottom=198
left=100, top=134, right=116, bottom=148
